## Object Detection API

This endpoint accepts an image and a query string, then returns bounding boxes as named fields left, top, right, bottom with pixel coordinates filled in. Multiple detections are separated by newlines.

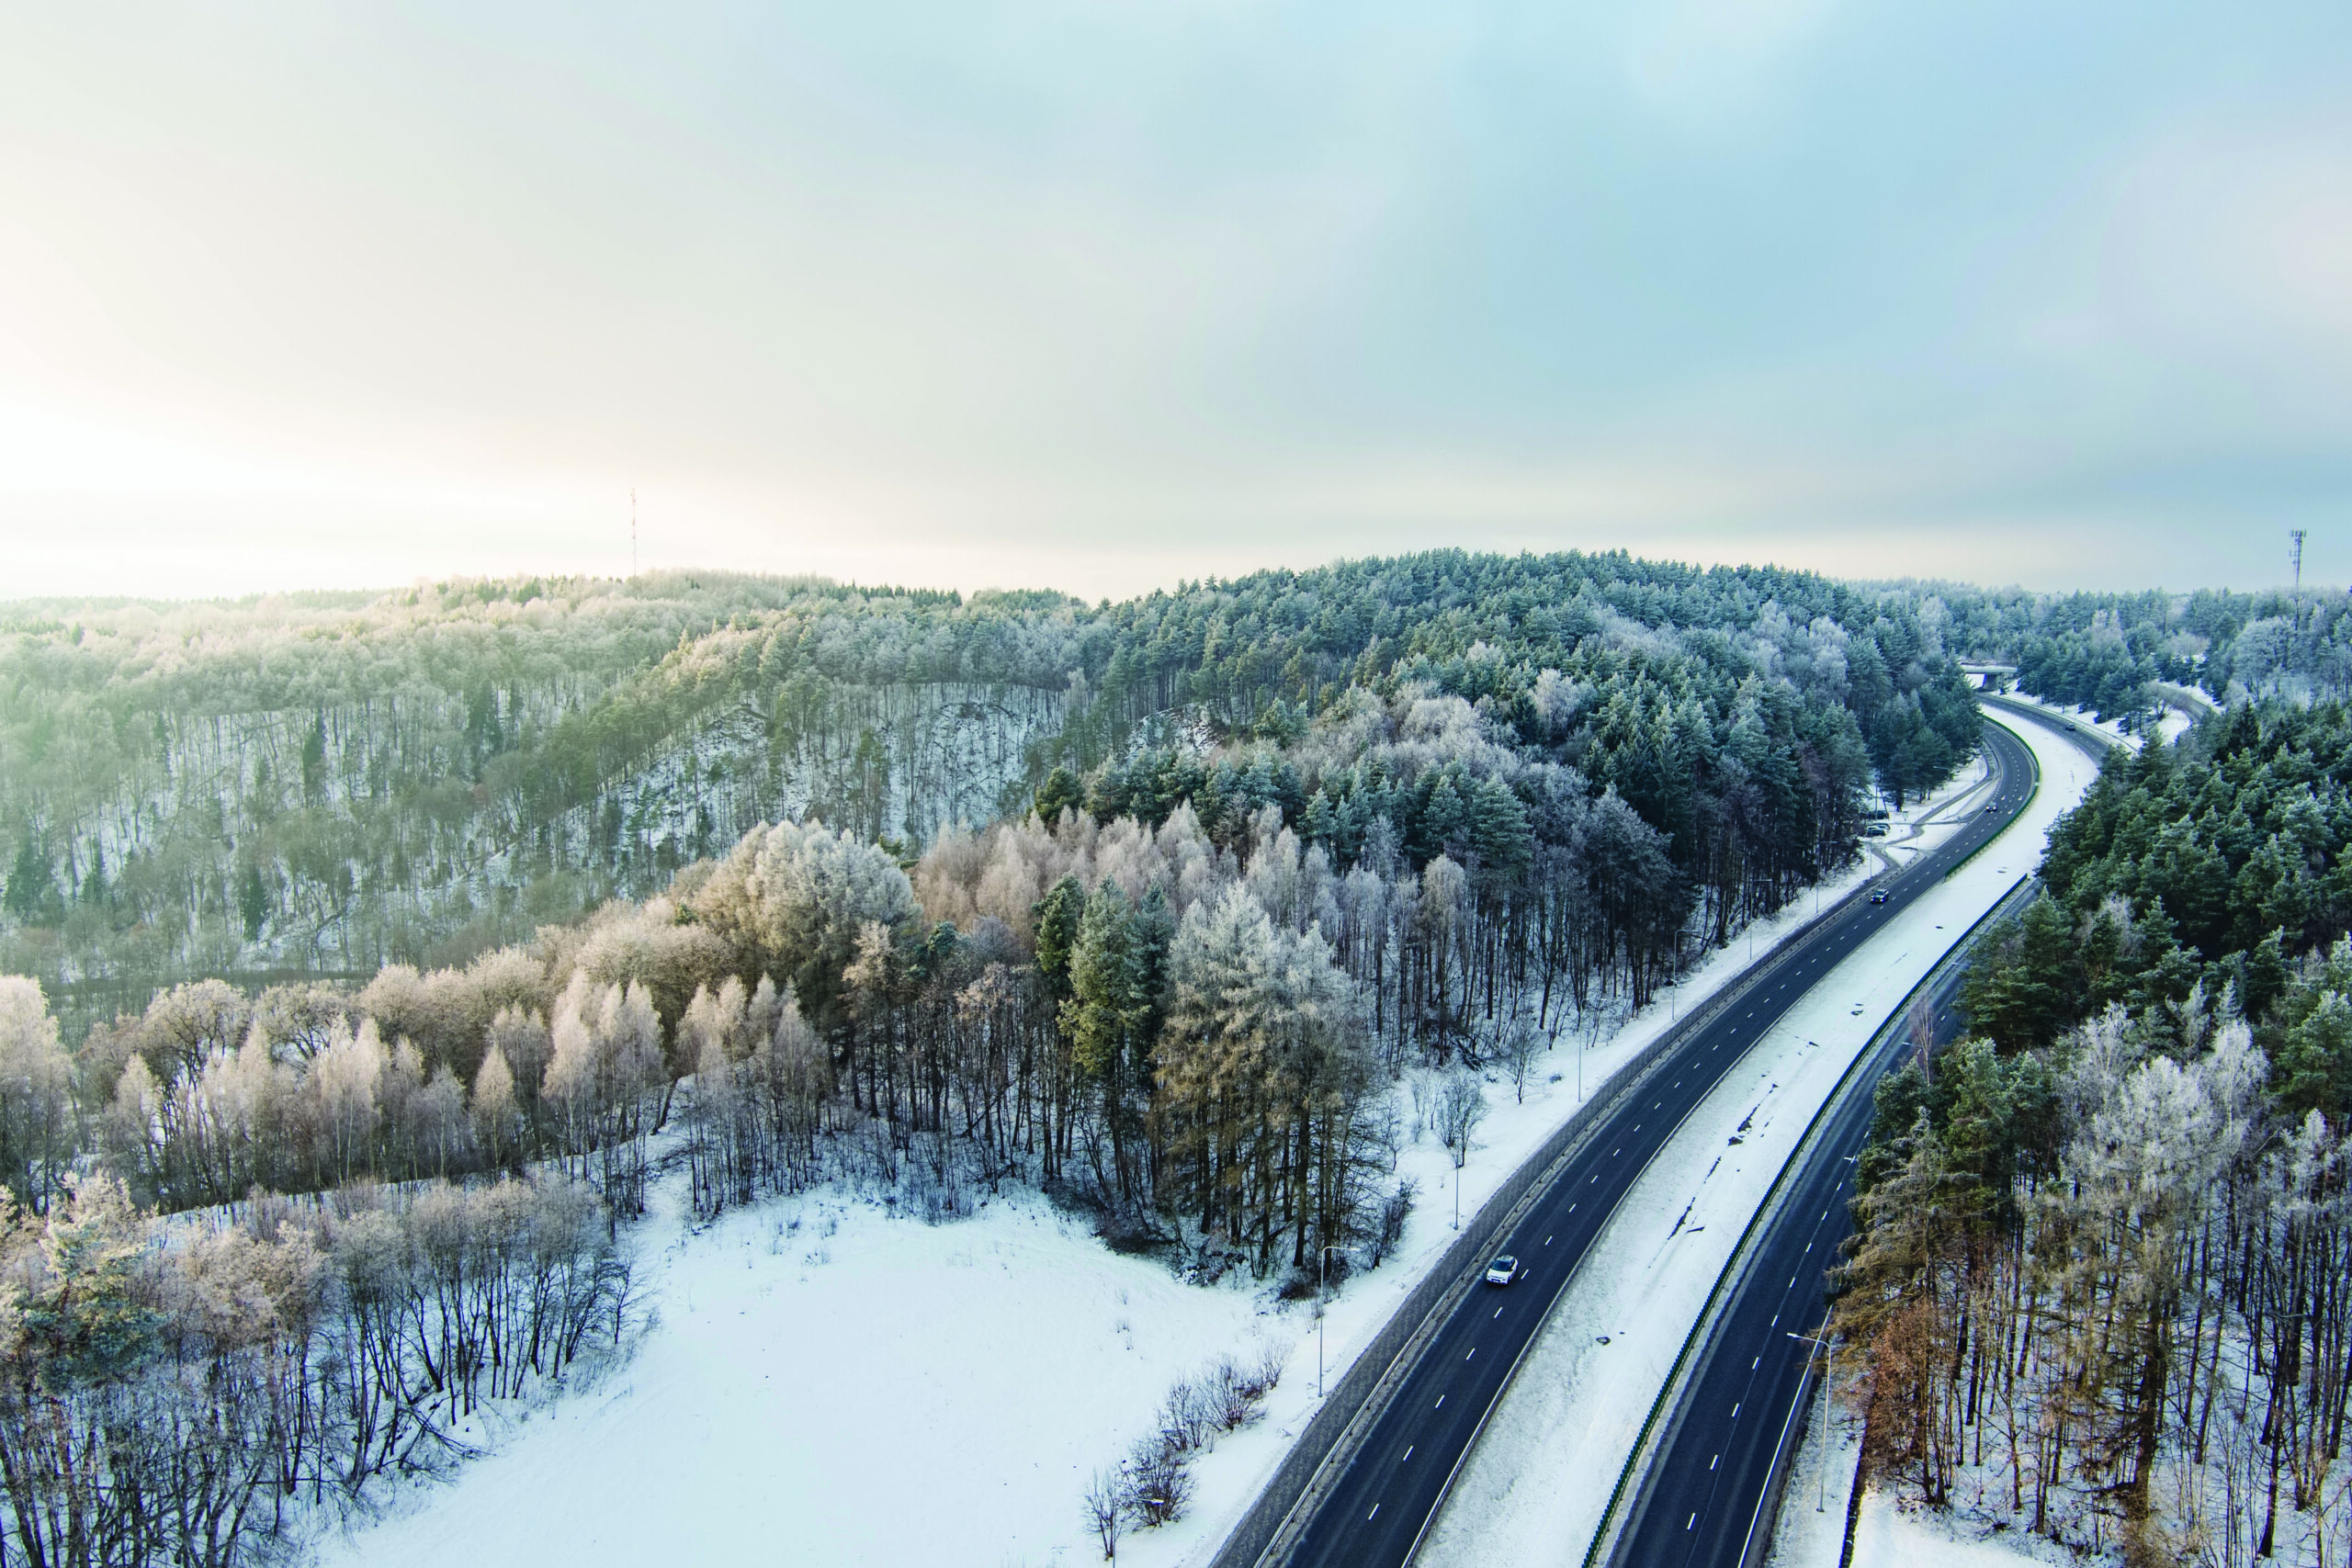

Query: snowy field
left=317, top=726, right=2083, bottom=1568
left=1414, top=712, right=2101, bottom=1568
left=316, top=1184, right=1283, bottom=1568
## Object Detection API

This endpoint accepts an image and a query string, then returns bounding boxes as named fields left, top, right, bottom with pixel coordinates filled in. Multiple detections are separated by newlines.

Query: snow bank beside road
left=1989, top=690, right=2147, bottom=752
left=1765, top=1410, right=2083, bottom=1568
left=1415, top=714, right=2101, bottom=1568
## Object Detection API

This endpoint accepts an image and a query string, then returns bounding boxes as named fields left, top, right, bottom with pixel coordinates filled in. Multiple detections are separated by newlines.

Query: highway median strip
left=1579, top=870, right=2042, bottom=1568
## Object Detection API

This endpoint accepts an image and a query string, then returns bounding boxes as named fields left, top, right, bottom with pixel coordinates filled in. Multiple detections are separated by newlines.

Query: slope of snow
left=1414, top=714, right=2101, bottom=1568
left=1992, top=691, right=2143, bottom=753
left=316, top=1187, right=1284, bottom=1568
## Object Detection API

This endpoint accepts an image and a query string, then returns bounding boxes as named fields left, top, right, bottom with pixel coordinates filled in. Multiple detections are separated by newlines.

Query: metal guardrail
left=1976, top=692, right=2126, bottom=761
left=1939, top=729, right=2041, bottom=884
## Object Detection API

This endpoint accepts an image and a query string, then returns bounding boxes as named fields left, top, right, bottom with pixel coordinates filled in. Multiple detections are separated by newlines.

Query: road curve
left=1609, top=705, right=2116, bottom=1568
left=1256, top=722, right=2038, bottom=1568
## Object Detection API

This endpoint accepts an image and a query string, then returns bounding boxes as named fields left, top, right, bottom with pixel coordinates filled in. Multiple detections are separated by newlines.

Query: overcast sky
left=2, top=1, right=2346, bottom=604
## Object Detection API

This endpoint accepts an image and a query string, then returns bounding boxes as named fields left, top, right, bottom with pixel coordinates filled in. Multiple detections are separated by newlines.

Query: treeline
left=1837, top=701, right=2352, bottom=1562
left=1049, top=550, right=1976, bottom=808
left=3, top=552, right=1981, bottom=1046
left=1963, top=700, right=2352, bottom=1050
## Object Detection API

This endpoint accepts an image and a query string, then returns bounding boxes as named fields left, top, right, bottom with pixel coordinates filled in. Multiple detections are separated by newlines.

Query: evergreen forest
left=1837, top=699, right=2352, bottom=1562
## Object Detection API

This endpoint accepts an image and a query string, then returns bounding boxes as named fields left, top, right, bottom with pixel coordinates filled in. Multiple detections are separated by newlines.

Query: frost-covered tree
left=692, top=818, right=919, bottom=1041
left=543, top=974, right=664, bottom=1214
left=0, top=977, right=71, bottom=1209
left=1155, top=886, right=1372, bottom=1272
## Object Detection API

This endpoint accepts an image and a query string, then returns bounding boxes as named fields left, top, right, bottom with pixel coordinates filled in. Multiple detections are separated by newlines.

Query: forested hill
left=1, top=551, right=1980, bottom=1037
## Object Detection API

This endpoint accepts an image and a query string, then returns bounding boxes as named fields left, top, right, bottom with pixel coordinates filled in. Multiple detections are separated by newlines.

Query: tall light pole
left=1788, top=1325, right=1836, bottom=1510
left=1317, top=1244, right=1348, bottom=1397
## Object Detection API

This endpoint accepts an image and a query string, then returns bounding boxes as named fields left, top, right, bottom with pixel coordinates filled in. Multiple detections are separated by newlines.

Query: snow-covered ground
left=1990, top=690, right=2152, bottom=752
left=317, top=1185, right=1283, bottom=1568
left=315, top=730, right=2078, bottom=1568
left=1764, top=1398, right=2086, bottom=1568
left=1413, top=713, right=2102, bottom=1568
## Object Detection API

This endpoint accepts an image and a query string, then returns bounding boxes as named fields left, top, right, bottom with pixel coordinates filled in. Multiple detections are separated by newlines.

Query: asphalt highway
left=1608, top=928, right=1978, bottom=1568
left=1274, top=720, right=2038, bottom=1568
left=1611, top=708, right=2107, bottom=1568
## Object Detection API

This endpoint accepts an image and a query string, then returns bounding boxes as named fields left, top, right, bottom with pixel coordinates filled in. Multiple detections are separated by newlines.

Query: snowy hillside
left=317, top=1180, right=1285, bottom=1568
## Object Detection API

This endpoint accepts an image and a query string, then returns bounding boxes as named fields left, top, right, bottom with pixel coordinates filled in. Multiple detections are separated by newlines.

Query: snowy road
left=1240, top=726, right=2046, bottom=1568
left=1607, top=895, right=2011, bottom=1568
left=1479, top=705, right=2104, bottom=1568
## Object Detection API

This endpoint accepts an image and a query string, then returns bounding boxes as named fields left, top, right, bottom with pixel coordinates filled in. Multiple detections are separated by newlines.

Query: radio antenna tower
left=631, top=489, right=639, bottom=579
left=2292, top=529, right=2308, bottom=626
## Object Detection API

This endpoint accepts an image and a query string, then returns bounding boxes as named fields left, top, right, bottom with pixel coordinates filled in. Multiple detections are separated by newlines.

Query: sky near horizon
left=2, top=2, right=2347, bottom=605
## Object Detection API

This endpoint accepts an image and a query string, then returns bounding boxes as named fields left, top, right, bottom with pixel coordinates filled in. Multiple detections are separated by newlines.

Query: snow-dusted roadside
left=1764, top=1399, right=2088, bottom=1568
left=312, top=742, right=2053, bottom=1568
left=1412, top=714, right=2103, bottom=1568
left=1988, top=689, right=2154, bottom=752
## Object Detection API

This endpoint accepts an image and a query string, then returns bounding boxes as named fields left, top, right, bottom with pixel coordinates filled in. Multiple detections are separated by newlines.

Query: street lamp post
left=1787, top=1325, right=1837, bottom=1510
left=1317, top=1244, right=1348, bottom=1398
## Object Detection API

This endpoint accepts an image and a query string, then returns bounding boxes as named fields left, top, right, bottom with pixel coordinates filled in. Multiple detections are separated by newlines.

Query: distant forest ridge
left=0, top=550, right=2324, bottom=1035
